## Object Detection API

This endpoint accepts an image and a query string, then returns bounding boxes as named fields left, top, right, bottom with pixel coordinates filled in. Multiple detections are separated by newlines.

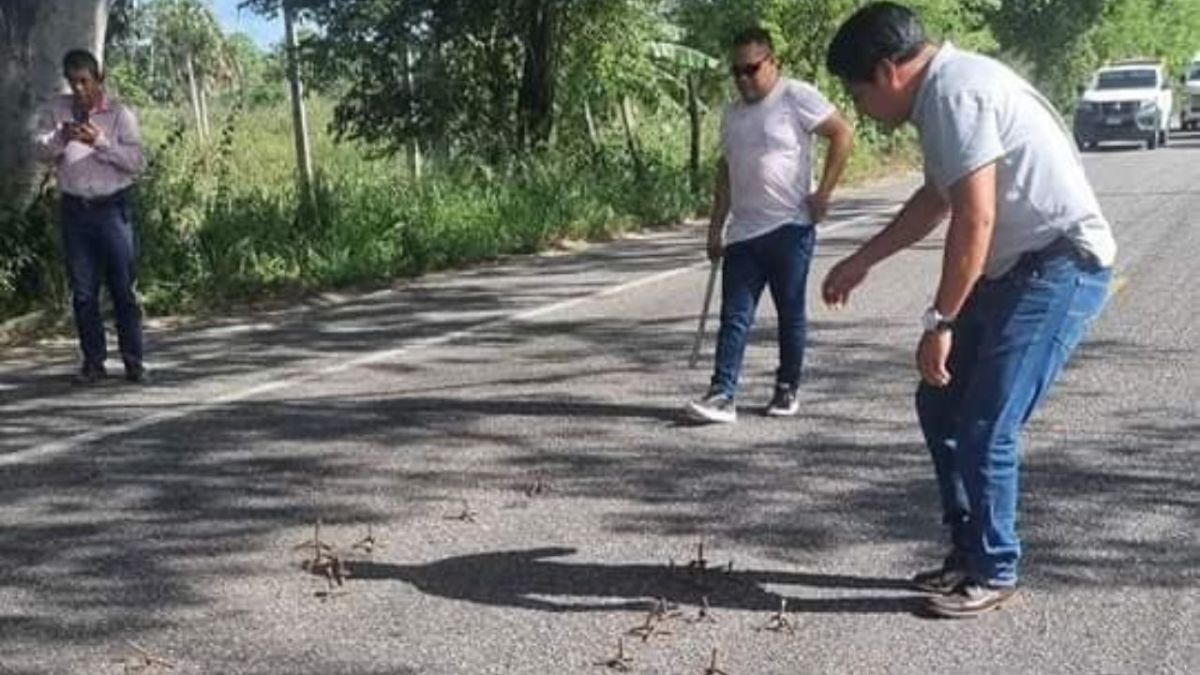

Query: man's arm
left=707, top=157, right=731, bottom=261
left=915, top=161, right=996, bottom=387
left=821, top=182, right=950, bottom=306
left=806, top=111, right=854, bottom=222
left=90, top=105, right=146, bottom=174
left=934, top=162, right=995, bottom=317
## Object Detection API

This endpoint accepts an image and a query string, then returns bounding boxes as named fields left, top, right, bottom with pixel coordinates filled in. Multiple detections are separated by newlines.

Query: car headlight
left=1077, top=101, right=1098, bottom=114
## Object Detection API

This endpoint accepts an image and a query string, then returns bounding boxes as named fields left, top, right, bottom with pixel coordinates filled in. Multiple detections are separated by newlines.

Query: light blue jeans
left=916, top=240, right=1112, bottom=587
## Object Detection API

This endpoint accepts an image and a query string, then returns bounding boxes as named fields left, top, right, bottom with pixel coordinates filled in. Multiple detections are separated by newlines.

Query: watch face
left=922, top=309, right=939, bottom=332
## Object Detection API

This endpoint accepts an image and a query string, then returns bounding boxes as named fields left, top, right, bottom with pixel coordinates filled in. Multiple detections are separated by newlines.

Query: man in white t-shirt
left=685, top=26, right=853, bottom=425
left=825, top=2, right=1116, bottom=618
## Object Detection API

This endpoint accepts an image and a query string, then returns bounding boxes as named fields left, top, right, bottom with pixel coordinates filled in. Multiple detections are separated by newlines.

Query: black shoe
left=685, top=389, right=737, bottom=424
left=911, top=551, right=970, bottom=594
left=925, top=579, right=1018, bottom=618
left=72, top=366, right=108, bottom=386
left=764, top=384, right=799, bottom=417
left=124, top=363, right=150, bottom=384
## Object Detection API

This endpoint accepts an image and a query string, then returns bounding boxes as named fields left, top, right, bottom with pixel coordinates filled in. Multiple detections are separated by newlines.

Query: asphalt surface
left=1, top=135, right=1197, bottom=675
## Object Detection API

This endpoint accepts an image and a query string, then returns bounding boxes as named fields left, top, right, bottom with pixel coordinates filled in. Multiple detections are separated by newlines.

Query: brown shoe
left=925, top=580, right=1018, bottom=619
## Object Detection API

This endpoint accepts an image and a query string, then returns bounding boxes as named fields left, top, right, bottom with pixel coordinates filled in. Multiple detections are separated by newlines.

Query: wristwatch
left=921, top=307, right=955, bottom=333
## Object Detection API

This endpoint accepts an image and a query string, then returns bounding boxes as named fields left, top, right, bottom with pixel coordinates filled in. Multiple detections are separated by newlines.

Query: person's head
left=729, top=26, right=779, bottom=103
left=62, top=49, right=104, bottom=113
left=826, top=2, right=932, bottom=125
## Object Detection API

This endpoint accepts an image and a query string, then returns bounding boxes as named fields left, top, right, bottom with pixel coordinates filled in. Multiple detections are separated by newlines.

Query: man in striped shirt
left=36, top=49, right=148, bottom=384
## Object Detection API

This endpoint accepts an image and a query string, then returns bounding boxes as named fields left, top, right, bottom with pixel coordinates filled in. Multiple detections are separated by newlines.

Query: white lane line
left=1, top=210, right=892, bottom=467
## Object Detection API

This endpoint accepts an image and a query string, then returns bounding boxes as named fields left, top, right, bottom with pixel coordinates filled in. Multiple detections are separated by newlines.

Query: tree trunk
left=0, top=0, right=111, bottom=213
left=283, top=0, right=317, bottom=223
left=184, top=51, right=204, bottom=140
left=619, top=95, right=643, bottom=178
left=686, top=73, right=701, bottom=194
left=517, top=0, right=557, bottom=151
left=404, top=43, right=422, bottom=180
left=198, top=79, right=211, bottom=140
left=583, top=99, right=600, bottom=153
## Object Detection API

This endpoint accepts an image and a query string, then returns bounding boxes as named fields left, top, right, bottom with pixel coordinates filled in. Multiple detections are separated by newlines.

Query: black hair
left=731, top=26, right=775, bottom=53
left=62, top=49, right=102, bottom=80
left=826, top=2, right=927, bottom=82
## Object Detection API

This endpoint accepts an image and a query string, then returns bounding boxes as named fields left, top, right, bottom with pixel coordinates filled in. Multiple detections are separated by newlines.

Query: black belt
left=62, top=188, right=129, bottom=209
left=1021, top=236, right=1102, bottom=271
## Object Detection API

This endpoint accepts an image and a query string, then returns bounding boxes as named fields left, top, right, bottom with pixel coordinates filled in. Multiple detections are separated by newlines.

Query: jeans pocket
left=1067, top=269, right=1112, bottom=320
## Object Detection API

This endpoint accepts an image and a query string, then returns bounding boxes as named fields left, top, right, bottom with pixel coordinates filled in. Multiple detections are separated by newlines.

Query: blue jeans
left=60, top=191, right=143, bottom=372
left=916, top=241, right=1112, bottom=587
left=711, top=224, right=815, bottom=397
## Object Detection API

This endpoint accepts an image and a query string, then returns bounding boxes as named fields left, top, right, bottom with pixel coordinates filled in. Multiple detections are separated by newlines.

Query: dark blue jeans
left=711, top=224, right=816, bottom=397
left=60, top=191, right=143, bottom=372
left=916, top=242, right=1112, bottom=587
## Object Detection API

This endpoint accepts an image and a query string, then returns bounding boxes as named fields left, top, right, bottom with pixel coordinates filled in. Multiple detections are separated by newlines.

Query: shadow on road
left=350, top=546, right=920, bottom=615
left=0, top=209, right=1195, bottom=653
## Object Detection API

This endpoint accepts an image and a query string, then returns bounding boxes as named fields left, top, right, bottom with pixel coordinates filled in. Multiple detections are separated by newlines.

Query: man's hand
left=706, top=229, right=724, bottom=262
left=822, top=254, right=870, bottom=308
left=917, top=329, right=953, bottom=387
left=70, top=122, right=102, bottom=146
left=806, top=190, right=832, bottom=223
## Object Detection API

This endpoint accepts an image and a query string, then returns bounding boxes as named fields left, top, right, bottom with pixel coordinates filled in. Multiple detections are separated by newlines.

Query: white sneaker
left=685, top=390, right=737, bottom=424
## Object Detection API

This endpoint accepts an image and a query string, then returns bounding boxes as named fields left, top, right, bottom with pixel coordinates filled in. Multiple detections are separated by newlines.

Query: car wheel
left=1148, top=132, right=1160, bottom=150
left=1162, top=127, right=1170, bottom=147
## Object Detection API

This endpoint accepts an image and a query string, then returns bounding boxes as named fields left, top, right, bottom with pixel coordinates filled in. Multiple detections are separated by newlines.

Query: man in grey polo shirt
left=823, top=2, right=1116, bottom=618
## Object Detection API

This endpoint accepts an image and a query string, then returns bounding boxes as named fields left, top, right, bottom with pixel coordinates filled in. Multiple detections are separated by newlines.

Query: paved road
left=1, top=135, right=1197, bottom=674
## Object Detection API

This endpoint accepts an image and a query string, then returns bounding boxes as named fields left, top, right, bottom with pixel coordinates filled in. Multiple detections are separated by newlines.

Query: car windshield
left=1096, top=69, right=1158, bottom=90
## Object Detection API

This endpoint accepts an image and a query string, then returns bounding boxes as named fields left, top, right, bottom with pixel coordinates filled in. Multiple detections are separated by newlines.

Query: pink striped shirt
left=35, top=93, right=146, bottom=199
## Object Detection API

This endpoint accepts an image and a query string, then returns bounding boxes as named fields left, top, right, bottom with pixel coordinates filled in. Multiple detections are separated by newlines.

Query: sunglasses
left=730, top=57, right=769, bottom=78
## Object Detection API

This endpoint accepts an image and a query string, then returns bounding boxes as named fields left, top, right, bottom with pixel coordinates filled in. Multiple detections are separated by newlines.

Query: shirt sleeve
left=786, top=81, right=836, bottom=133
left=94, top=104, right=146, bottom=175
left=921, top=91, right=1005, bottom=192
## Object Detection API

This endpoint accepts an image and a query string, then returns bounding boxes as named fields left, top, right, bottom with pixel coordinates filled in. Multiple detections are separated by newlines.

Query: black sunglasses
left=730, top=57, right=770, bottom=78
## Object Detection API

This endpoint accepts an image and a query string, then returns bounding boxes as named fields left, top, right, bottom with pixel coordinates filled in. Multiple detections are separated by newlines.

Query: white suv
left=1073, top=60, right=1173, bottom=150
left=1180, top=56, right=1200, bottom=131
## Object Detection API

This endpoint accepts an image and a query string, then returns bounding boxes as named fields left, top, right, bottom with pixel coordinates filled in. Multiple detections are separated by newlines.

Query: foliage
left=11, top=0, right=1200, bottom=321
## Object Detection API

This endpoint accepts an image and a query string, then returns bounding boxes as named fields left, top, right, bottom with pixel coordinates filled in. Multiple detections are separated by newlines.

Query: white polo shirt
left=911, top=44, right=1117, bottom=278
left=720, top=78, right=835, bottom=245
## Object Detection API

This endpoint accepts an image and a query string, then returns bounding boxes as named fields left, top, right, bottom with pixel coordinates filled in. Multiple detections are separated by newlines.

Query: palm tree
left=147, top=0, right=231, bottom=140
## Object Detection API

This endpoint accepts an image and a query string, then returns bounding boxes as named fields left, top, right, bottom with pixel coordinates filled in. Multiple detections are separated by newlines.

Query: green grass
left=0, top=98, right=915, bottom=322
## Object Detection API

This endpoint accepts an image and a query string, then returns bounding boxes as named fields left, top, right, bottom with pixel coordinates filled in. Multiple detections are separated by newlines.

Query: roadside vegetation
left=3, top=0, right=1199, bottom=323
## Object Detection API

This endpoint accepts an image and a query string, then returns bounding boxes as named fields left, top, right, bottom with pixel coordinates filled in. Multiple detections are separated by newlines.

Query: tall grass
left=1, top=97, right=914, bottom=321
left=124, top=99, right=710, bottom=314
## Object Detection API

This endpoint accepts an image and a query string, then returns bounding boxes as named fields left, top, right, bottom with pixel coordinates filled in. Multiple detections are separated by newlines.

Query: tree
left=230, top=1, right=319, bottom=216
left=145, top=0, right=231, bottom=140
left=1, top=0, right=113, bottom=211
left=987, top=0, right=1108, bottom=106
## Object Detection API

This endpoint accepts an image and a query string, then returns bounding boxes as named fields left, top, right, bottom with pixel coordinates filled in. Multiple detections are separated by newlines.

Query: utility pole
left=282, top=0, right=317, bottom=223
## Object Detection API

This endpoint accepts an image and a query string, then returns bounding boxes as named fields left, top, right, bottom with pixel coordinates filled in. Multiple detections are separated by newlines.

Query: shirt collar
left=911, top=42, right=954, bottom=123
